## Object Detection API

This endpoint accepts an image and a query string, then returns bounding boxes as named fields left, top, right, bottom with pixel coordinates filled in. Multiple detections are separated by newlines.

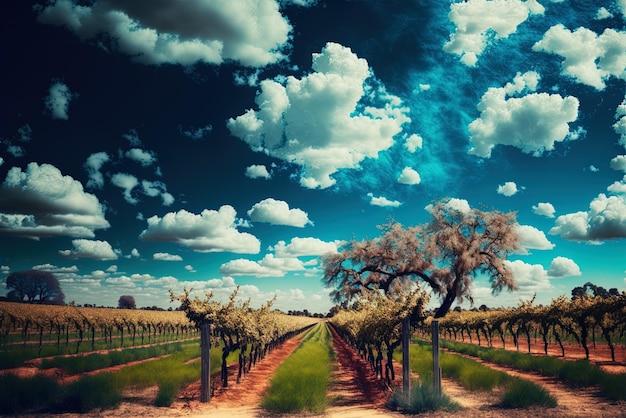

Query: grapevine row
left=0, top=301, right=196, bottom=353
left=426, top=294, right=626, bottom=361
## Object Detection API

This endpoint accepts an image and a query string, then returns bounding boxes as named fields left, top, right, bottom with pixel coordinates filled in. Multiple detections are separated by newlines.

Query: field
left=1, top=302, right=625, bottom=417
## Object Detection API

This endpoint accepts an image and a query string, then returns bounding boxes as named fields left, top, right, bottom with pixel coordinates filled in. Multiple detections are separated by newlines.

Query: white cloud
left=59, top=239, right=118, bottom=260
left=245, top=164, right=271, bottom=179
left=228, top=42, right=410, bottom=189
left=125, top=148, right=156, bottom=167
left=497, top=181, right=519, bottom=196
left=620, top=0, right=626, bottom=19
left=36, top=0, right=294, bottom=67
left=185, top=265, right=196, bottom=273
left=532, top=202, right=556, bottom=218
left=153, top=252, right=183, bottom=261
left=179, top=124, right=212, bottom=140
left=595, top=7, right=613, bottom=20
left=404, top=134, right=423, bottom=152
left=547, top=256, right=582, bottom=278
left=45, top=81, right=74, bottom=120
left=367, top=193, right=401, bottom=208
left=614, top=97, right=626, bottom=148
left=550, top=193, right=626, bottom=241
left=611, top=155, right=626, bottom=171
left=425, top=197, right=472, bottom=215
left=111, top=173, right=139, bottom=204
left=533, top=25, right=626, bottom=90
left=608, top=175, right=626, bottom=194
left=219, top=254, right=305, bottom=277
left=130, top=248, right=140, bottom=258
left=0, top=163, right=109, bottom=239
left=515, top=224, right=556, bottom=254
left=139, top=206, right=260, bottom=253
left=247, top=198, right=312, bottom=227
left=443, top=0, right=543, bottom=66
left=397, top=167, right=421, bottom=185
left=142, top=180, right=174, bottom=206
left=468, top=71, right=579, bottom=158
left=271, top=237, right=340, bottom=257
left=85, top=152, right=110, bottom=189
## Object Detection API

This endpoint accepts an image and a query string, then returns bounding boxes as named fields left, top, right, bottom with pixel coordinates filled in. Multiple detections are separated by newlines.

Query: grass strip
left=440, top=339, right=626, bottom=401
left=261, top=322, right=333, bottom=414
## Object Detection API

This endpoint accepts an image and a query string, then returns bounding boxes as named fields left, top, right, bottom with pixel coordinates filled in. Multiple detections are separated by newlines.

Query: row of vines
left=424, top=294, right=626, bottom=362
left=0, top=301, right=196, bottom=353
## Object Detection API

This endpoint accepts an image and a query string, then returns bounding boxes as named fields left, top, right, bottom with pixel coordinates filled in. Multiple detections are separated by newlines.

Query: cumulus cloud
left=245, top=164, right=271, bottom=179
left=36, top=0, right=296, bottom=67
left=228, top=42, right=410, bottom=189
left=247, top=198, right=312, bottom=227
left=0, top=163, right=109, bottom=239
left=615, top=97, right=626, bottom=148
left=547, top=256, right=582, bottom=277
left=142, top=180, right=174, bottom=206
left=443, top=0, right=543, bottom=66
left=85, top=152, right=110, bottom=189
left=219, top=254, right=305, bottom=277
left=139, top=206, right=260, bottom=253
left=59, top=239, right=118, bottom=260
left=125, top=148, right=156, bottom=167
left=111, top=173, right=139, bottom=204
left=367, top=193, right=401, bottom=208
left=425, top=197, right=472, bottom=215
left=397, top=167, right=421, bottom=185
left=497, top=181, right=519, bottom=196
left=611, top=155, right=626, bottom=171
left=532, top=25, right=626, bottom=90
left=404, top=134, right=423, bottom=152
left=550, top=193, right=626, bottom=241
left=515, top=224, right=556, bottom=254
left=45, top=81, right=74, bottom=120
left=532, top=202, right=556, bottom=218
left=608, top=175, right=626, bottom=194
left=595, top=7, right=613, bottom=20
left=468, top=71, right=579, bottom=158
left=153, top=252, right=183, bottom=261
left=271, top=237, right=340, bottom=257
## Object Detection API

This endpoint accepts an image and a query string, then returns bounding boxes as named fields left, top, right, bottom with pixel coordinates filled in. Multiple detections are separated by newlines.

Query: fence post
left=432, top=319, right=441, bottom=396
left=402, top=316, right=411, bottom=399
left=200, top=321, right=212, bottom=403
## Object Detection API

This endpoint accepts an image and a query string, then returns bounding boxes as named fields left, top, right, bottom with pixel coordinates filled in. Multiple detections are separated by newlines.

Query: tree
left=322, top=198, right=520, bottom=318
left=5, top=270, right=65, bottom=305
left=118, top=295, right=136, bottom=309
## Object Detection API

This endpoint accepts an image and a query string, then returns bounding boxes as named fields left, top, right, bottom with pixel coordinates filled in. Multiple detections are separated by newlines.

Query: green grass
left=261, top=323, right=333, bottom=414
left=440, top=339, right=626, bottom=401
left=388, top=381, right=459, bottom=414
left=500, top=377, right=558, bottom=408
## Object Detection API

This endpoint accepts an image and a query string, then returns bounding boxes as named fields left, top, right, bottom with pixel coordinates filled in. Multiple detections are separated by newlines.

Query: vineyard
left=0, top=292, right=625, bottom=417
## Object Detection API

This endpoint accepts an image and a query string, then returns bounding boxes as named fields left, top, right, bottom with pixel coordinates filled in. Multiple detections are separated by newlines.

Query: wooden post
left=200, top=322, right=212, bottom=403
left=432, top=319, right=441, bottom=396
left=402, top=316, right=411, bottom=399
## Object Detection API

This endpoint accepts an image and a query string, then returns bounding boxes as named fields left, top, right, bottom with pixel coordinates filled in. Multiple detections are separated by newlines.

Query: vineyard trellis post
left=432, top=319, right=441, bottom=396
left=200, top=321, right=212, bottom=403
left=402, top=316, right=411, bottom=399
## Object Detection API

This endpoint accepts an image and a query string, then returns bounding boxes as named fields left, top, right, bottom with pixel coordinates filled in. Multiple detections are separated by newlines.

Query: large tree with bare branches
left=322, top=198, right=521, bottom=318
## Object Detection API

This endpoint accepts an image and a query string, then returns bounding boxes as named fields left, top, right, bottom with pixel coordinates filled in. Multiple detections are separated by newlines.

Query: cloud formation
left=247, top=198, right=312, bottom=227
left=85, top=152, right=110, bottom=189
left=532, top=202, right=556, bottom=218
left=497, top=181, right=519, bottom=196
left=443, top=0, right=543, bottom=66
left=615, top=98, right=626, bottom=148
left=468, top=71, right=579, bottom=158
left=533, top=25, right=626, bottom=90
left=36, top=0, right=299, bottom=67
left=139, top=206, right=260, bottom=253
left=515, top=224, right=556, bottom=254
left=228, top=42, right=410, bottom=189
left=0, top=163, right=109, bottom=239
left=245, top=164, right=271, bottom=179
left=59, top=239, right=118, bottom=260
left=397, top=167, right=421, bottom=185
left=271, top=237, right=340, bottom=257
left=219, top=254, right=305, bottom=277
left=45, top=81, right=74, bottom=120
left=367, top=193, right=401, bottom=208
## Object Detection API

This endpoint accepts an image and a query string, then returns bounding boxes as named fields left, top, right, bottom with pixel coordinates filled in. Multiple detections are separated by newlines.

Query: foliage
left=323, top=198, right=520, bottom=318
left=118, top=295, right=136, bottom=309
left=500, top=377, right=557, bottom=408
left=5, top=269, right=65, bottom=305
left=0, top=374, right=60, bottom=414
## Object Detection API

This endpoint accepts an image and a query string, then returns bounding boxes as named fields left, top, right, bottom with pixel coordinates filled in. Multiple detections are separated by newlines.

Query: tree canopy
left=322, top=198, right=521, bottom=318
left=118, top=295, right=136, bottom=309
left=5, top=269, right=65, bottom=305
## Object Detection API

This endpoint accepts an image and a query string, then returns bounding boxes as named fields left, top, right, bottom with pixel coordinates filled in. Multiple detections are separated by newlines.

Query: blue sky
left=1, top=0, right=625, bottom=313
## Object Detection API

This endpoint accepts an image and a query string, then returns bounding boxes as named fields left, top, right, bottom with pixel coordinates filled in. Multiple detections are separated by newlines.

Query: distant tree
left=323, top=198, right=521, bottom=318
left=572, top=282, right=612, bottom=300
left=5, top=270, right=65, bottom=305
left=118, top=295, right=136, bottom=309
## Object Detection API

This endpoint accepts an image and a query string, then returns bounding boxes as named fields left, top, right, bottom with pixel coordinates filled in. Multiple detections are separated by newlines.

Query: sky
left=1, top=0, right=625, bottom=314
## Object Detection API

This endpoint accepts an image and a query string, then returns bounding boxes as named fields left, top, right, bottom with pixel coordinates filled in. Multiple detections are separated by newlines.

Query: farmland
left=1, top=300, right=625, bottom=417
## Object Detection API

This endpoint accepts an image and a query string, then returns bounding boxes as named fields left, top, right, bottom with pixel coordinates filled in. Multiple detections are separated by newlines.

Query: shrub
left=388, top=382, right=459, bottom=414
left=0, top=374, right=60, bottom=414
left=500, top=377, right=557, bottom=409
